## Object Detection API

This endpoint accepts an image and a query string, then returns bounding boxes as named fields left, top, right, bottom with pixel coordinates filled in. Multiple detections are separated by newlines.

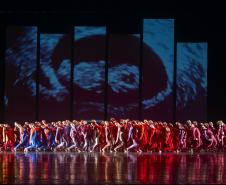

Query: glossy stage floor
left=0, top=152, right=226, bottom=184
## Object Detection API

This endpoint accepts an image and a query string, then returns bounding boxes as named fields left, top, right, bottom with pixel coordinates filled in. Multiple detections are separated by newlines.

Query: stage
left=0, top=152, right=225, bottom=184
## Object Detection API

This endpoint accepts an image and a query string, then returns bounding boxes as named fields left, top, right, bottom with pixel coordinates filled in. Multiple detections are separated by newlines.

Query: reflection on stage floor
left=0, top=152, right=226, bottom=184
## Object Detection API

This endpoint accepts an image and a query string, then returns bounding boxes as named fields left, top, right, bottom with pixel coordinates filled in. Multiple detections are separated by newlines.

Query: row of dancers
left=0, top=119, right=226, bottom=153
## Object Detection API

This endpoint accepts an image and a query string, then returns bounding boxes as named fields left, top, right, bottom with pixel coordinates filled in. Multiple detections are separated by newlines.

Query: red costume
left=3, top=127, right=16, bottom=151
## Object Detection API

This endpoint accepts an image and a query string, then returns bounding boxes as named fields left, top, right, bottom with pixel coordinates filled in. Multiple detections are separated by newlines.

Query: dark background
left=0, top=1, right=225, bottom=122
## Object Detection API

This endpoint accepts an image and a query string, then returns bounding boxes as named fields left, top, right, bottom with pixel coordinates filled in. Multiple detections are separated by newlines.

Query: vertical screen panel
left=176, top=43, right=208, bottom=122
left=39, top=34, right=71, bottom=121
left=5, top=26, right=37, bottom=122
left=142, top=19, right=174, bottom=122
left=74, top=27, right=106, bottom=120
left=108, top=34, right=140, bottom=120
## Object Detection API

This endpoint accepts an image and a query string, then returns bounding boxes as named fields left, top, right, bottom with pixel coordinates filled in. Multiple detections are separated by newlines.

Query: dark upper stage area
left=0, top=1, right=226, bottom=121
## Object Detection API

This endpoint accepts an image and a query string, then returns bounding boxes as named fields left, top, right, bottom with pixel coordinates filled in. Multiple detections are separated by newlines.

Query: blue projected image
left=108, top=34, right=140, bottom=119
left=74, top=60, right=105, bottom=93
left=108, top=64, right=139, bottom=93
left=142, top=19, right=174, bottom=121
left=177, top=43, right=208, bottom=121
left=143, top=19, right=174, bottom=83
left=75, top=26, right=106, bottom=40
left=40, top=34, right=70, bottom=102
left=5, top=27, right=37, bottom=97
left=39, top=34, right=71, bottom=120
left=74, top=26, right=106, bottom=120
left=5, top=27, right=37, bottom=122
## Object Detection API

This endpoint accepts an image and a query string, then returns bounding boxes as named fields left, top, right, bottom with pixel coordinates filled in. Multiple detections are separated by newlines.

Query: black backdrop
left=0, top=1, right=225, bottom=122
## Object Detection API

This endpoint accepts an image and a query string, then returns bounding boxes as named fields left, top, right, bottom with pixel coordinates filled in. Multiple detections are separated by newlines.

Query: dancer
left=187, top=120, right=201, bottom=152
left=201, top=123, right=217, bottom=151
left=126, top=121, right=140, bottom=152
left=217, top=121, right=225, bottom=148
left=54, top=121, right=67, bottom=152
left=101, top=121, right=112, bottom=152
left=2, top=124, right=16, bottom=151
left=66, top=121, right=81, bottom=152
left=90, top=120, right=103, bottom=152
left=14, top=122, right=30, bottom=152
left=113, top=120, right=126, bottom=152
left=177, top=122, right=187, bottom=151
left=24, top=122, right=47, bottom=152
